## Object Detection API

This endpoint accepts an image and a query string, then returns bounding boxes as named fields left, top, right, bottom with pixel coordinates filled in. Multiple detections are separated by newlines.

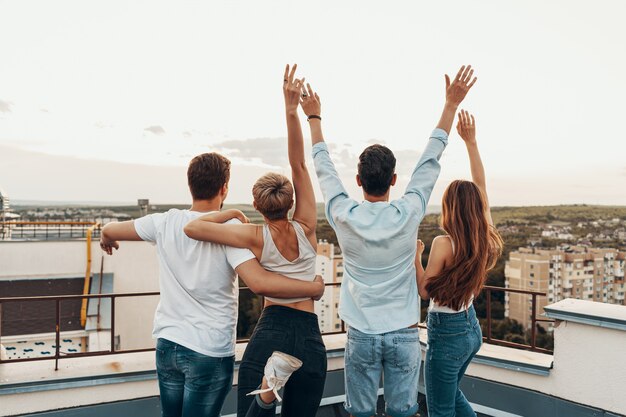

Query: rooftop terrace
left=1, top=238, right=625, bottom=416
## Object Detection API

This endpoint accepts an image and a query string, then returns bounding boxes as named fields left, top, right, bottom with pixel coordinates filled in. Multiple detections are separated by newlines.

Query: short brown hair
left=358, top=144, right=396, bottom=196
left=252, top=173, right=294, bottom=220
left=187, top=153, right=231, bottom=200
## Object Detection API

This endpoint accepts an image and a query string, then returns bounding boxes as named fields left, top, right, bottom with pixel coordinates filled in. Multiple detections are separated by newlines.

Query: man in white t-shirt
left=100, top=152, right=324, bottom=417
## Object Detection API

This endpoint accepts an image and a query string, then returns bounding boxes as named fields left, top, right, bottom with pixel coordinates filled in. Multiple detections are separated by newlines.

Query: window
left=530, top=281, right=534, bottom=286
left=530, top=273, right=535, bottom=278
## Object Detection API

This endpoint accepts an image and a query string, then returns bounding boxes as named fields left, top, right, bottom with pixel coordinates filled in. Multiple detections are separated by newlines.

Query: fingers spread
left=288, top=63, right=297, bottom=84
left=455, top=66, right=465, bottom=81
left=468, top=77, right=478, bottom=89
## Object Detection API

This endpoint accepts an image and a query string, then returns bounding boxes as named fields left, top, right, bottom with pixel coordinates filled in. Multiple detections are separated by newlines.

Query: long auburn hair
left=425, top=180, right=504, bottom=310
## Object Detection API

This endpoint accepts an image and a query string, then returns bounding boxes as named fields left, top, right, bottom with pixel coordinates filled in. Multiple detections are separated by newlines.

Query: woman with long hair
left=416, top=110, right=503, bottom=417
left=184, top=64, right=327, bottom=417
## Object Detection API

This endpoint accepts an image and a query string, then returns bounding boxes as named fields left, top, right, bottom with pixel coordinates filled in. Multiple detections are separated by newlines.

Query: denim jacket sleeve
left=400, top=128, right=448, bottom=220
left=312, top=142, right=352, bottom=229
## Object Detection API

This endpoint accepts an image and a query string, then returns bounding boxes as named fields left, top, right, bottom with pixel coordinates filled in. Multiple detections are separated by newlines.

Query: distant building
left=505, top=246, right=625, bottom=330
left=315, top=241, right=343, bottom=334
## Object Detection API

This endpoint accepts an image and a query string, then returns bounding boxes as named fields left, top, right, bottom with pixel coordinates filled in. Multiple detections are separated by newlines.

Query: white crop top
left=428, top=235, right=473, bottom=313
left=260, top=221, right=317, bottom=304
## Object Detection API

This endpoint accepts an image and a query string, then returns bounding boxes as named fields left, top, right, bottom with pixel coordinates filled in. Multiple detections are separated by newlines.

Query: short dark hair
left=187, top=153, right=231, bottom=200
left=358, top=144, right=396, bottom=196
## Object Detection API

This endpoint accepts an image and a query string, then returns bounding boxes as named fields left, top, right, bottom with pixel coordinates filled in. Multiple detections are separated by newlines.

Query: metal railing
left=482, top=285, right=554, bottom=354
left=0, top=221, right=101, bottom=240
left=0, top=283, right=552, bottom=370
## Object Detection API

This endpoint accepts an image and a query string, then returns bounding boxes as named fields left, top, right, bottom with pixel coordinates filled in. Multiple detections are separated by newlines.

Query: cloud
left=213, top=137, right=289, bottom=168
left=144, top=125, right=166, bottom=135
left=182, top=131, right=192, bottom=138
left=94, top=121, right=114, bottom=129
left=40, top=108, right=49, bottom=113
left=0, top=100, right=13, bottom=113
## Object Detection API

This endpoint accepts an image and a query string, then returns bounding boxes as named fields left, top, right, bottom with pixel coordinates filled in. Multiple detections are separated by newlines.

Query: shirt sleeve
left=401, top=128, right=448, bottom=219
left=223, top=219, right=256, bottom=269
left=312, top=142, right=353, bottom=228
left=134, top=213, right=166, bottom=243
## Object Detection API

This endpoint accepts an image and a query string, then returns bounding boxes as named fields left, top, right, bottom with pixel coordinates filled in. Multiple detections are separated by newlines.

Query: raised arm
left=283, top=64, right=317, bottom=235
left=402, top=66, right=478, bottom=218
left=304, top=82, right=353, bottom=228
left=456, top=110, right=493, bottom=225
left=236, top=259, right=325, bottom=299
left=436, top=65, right=477, bottom=135
left=184, top=215, right=262, bottom=255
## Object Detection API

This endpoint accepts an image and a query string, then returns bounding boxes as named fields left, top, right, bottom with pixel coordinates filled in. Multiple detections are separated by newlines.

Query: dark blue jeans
left=425, top=305, right=482, bottom=417
left=156, top=338, right=235, bottom=417
left=237, top=305, right=327, bottom=417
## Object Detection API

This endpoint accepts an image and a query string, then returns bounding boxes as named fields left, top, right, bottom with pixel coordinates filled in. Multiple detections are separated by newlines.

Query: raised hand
left=445, top=65, right=477, bottom=107
left=283, top=64, right=305, bottom=113
left=300, top=83, right=321, bottom=117
left=417, top=239, right=425, bottom=256
left=456, top=110, right=476, bottom=144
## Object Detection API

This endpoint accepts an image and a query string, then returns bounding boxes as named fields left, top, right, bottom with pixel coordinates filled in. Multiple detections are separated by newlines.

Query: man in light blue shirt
left=300, top=65, right=478, bottom=417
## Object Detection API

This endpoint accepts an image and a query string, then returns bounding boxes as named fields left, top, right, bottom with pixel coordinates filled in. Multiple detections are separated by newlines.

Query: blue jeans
left=344, top=326, right=420, bottom=417
left=156, top=338, right=235, bottom=417
left=425, top=305, right=482, bottom=417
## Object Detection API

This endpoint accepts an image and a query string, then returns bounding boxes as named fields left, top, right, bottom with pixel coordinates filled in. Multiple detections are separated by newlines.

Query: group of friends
left=101, top=63, right=503, bottom=417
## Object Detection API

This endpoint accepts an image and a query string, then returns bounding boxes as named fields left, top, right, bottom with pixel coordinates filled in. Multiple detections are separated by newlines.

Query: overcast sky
left=1, top=0, right=625, bottom=205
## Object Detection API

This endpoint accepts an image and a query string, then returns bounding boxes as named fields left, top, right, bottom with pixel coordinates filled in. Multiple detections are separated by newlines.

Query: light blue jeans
left=344, top=326, right=420, bottom=417
left=425, top=305, right=482, bottom=417
left=156, top=338, right=234, bottom=417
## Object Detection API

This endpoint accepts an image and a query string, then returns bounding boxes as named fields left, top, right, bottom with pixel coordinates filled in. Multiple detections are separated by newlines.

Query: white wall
left=0, top=240, right=160, bottom=351
left=465, top=308, right=626, bottom=415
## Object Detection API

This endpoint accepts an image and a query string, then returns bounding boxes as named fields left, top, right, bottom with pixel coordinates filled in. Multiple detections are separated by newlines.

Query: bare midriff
left=264, top=298, right=315, bottom=313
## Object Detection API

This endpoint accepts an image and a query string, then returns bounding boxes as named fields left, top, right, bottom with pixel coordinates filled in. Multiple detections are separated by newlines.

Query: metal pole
left=531, top=294, right=537, bottom=350
left=55, top=299, right=61, bottom=371
left=110, top=296, right=115, bottom=353
left=486, top=288, right=492, bottom=343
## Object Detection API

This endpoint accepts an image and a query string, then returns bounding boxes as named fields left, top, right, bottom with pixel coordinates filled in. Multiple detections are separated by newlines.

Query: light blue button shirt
left=312, top=129, right=448, bottom=334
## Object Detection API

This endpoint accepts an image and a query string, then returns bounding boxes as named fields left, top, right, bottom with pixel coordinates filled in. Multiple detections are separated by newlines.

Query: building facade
left=505, top=246, right=625, bottom=330
left=315, top=240, right=344, bottom=334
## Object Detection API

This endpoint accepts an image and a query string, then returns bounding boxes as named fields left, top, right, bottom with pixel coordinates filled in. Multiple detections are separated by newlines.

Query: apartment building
left=315, top=240, right=344, bottom=334
left=505, top=246, right=625, bottom=330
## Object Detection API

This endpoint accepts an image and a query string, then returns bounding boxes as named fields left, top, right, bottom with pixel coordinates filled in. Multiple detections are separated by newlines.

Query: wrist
left=444, top=101, right=459, bottom=110
left=286, top=108, right=299, bottom=117
left=307, top=114, right=322, bottom=122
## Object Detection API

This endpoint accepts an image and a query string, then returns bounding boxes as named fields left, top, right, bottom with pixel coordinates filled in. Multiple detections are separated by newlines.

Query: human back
left=135, top=208, right=252, bottom=356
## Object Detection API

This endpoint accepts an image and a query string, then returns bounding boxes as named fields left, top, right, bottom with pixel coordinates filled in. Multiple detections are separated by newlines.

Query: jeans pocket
left=346, top=333, right=377, bottom=373
left=428, top=331, right=470, bottom=362
left=392, top=334, right=420, bottom=373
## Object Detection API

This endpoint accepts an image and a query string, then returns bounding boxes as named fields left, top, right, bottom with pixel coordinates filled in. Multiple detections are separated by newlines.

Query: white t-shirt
left=134, top=209, right=255, bottom=357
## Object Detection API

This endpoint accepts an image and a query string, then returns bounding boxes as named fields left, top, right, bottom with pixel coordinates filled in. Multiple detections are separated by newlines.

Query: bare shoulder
left=431, top=235, right=454, bottom=263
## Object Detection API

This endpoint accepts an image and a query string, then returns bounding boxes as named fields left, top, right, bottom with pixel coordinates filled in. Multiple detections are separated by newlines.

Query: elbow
left=183, top=222, right=198, bottom=239
left=247, top=281, right=267, bottom=296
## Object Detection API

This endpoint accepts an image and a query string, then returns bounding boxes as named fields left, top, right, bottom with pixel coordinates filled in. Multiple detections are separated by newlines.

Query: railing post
left=0, top=302, right=3, bottom=364
left=486, top=288, right=492, bottom=343
left=55, top=299, right=61, bottom=371
left=110, top=296, right=115, bottom=353
left=531, top=293, right=537, bottom=350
